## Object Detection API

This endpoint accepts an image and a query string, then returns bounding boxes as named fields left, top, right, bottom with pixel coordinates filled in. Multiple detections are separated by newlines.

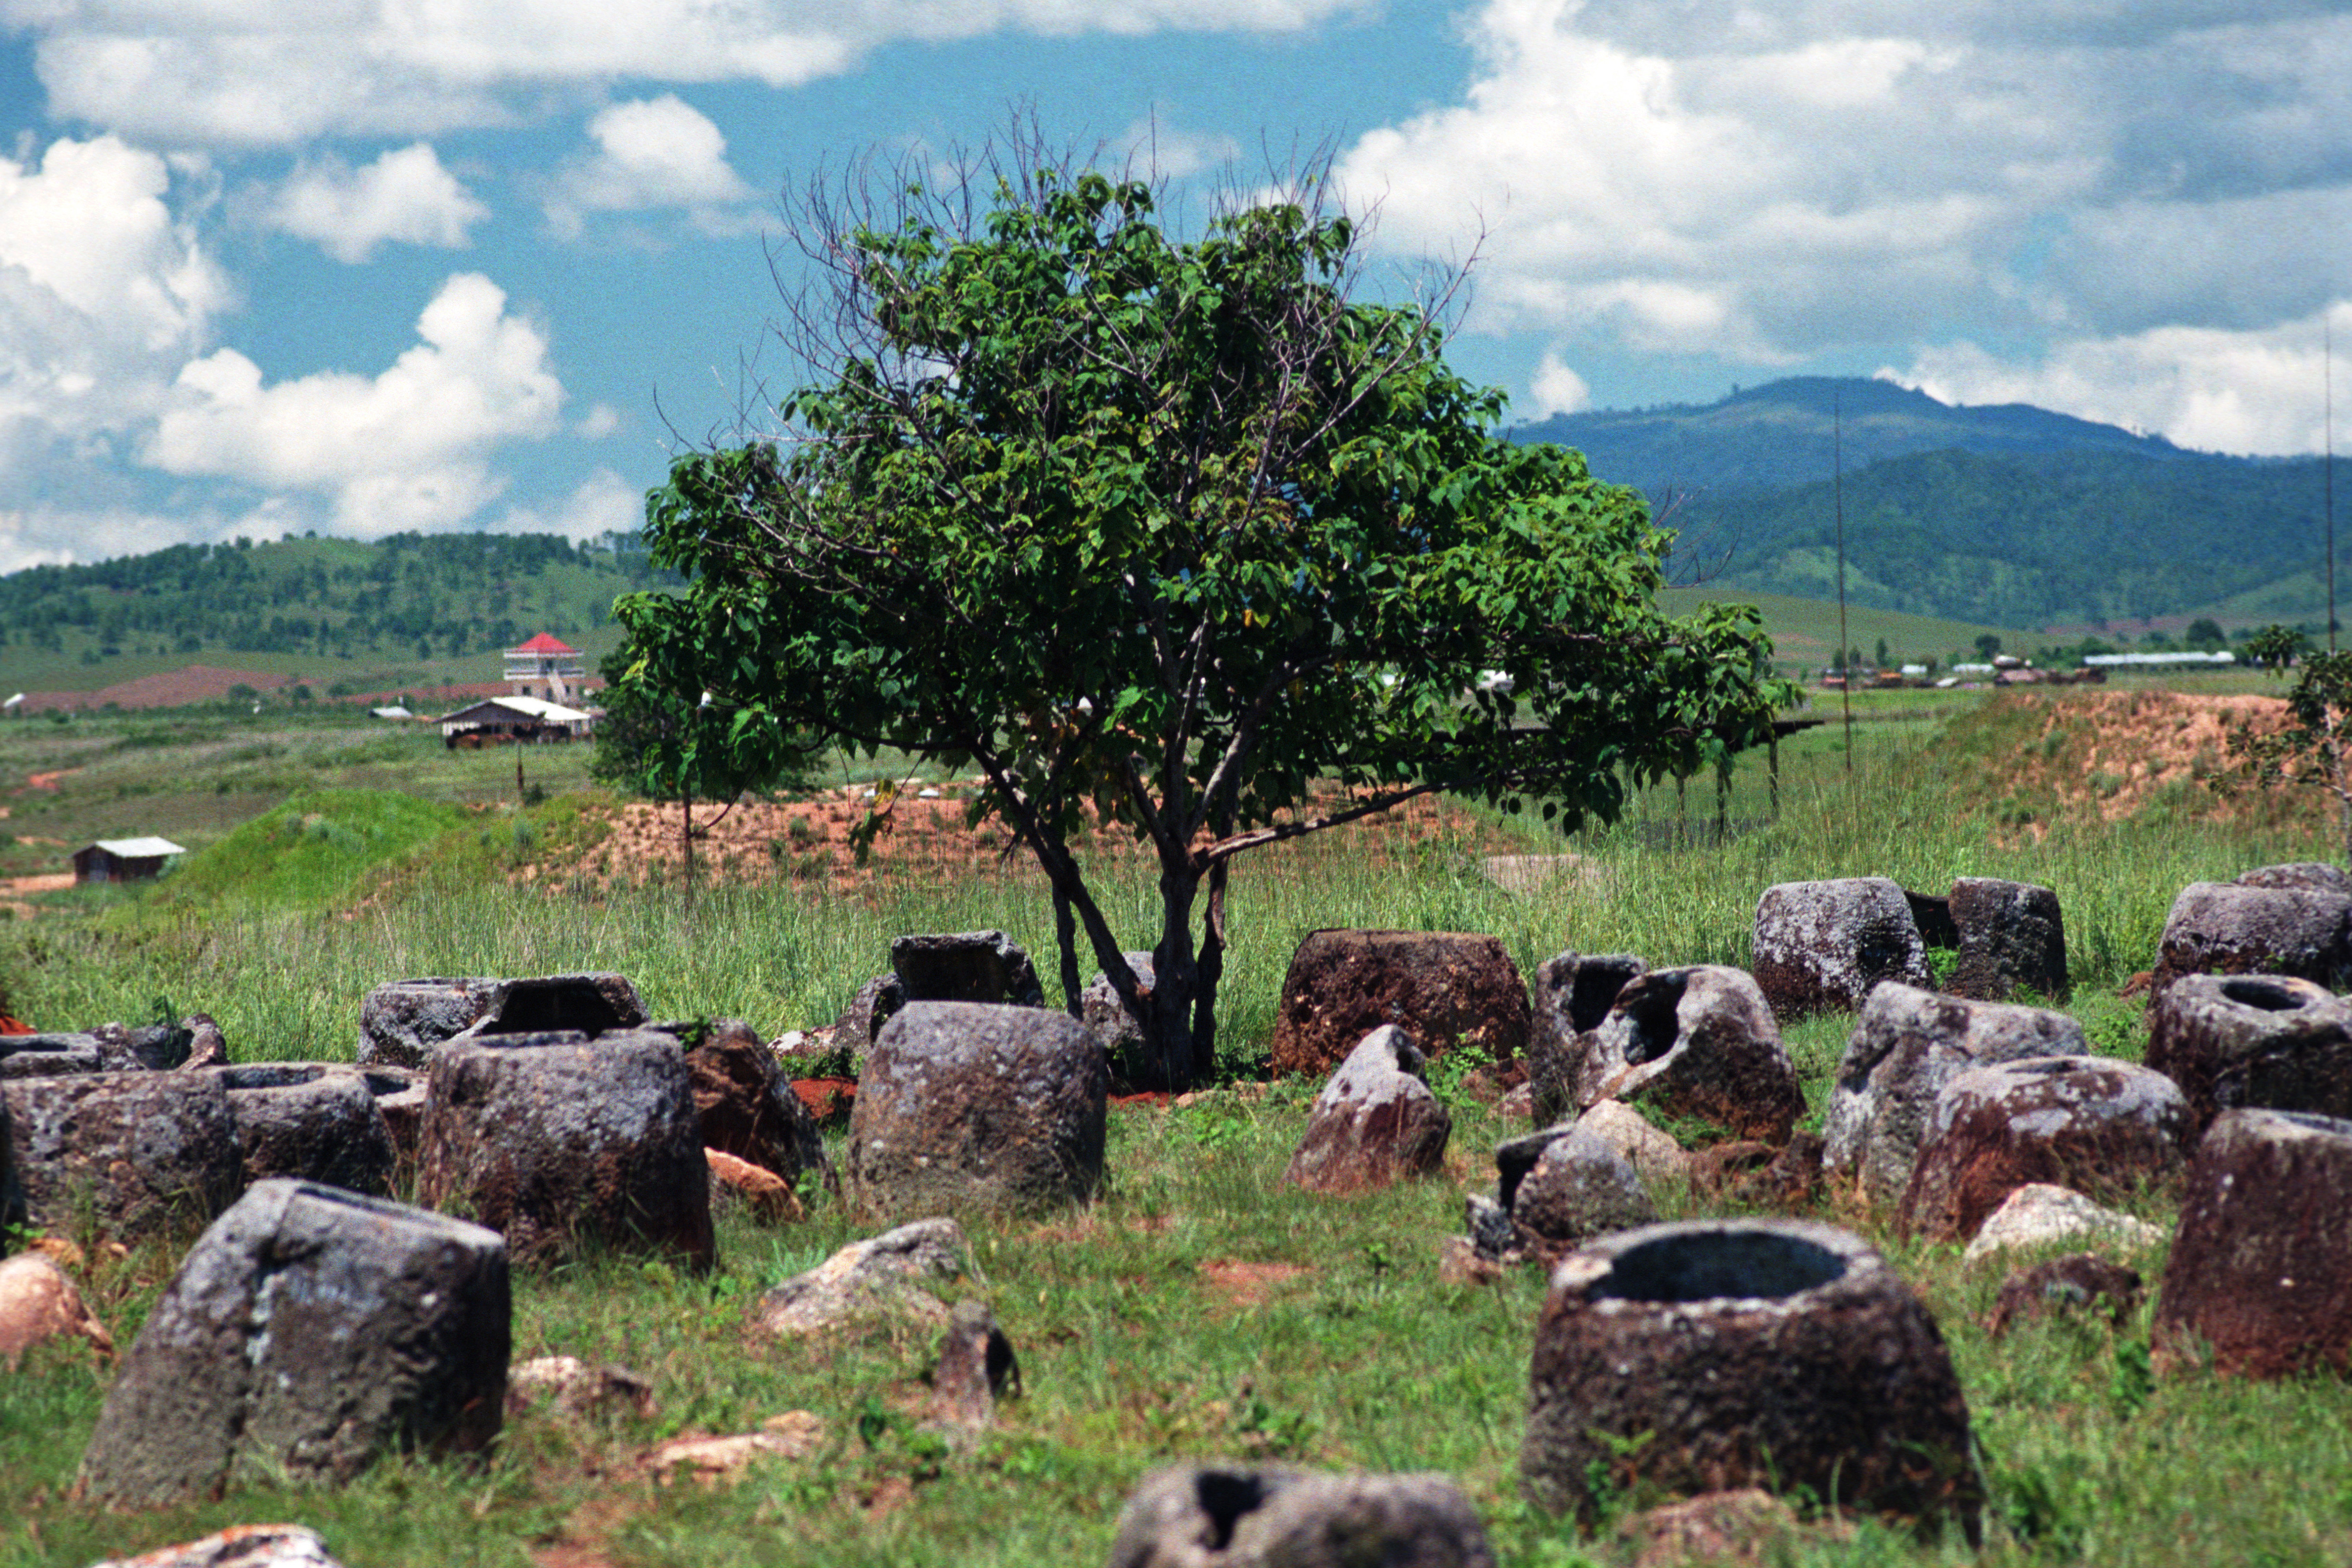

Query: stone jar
left=1522, top=1218, right=1979, bottom=1538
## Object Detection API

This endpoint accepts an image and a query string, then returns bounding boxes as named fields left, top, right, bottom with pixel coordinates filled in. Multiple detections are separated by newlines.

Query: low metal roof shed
left=73, top=836, right=187, bottom=884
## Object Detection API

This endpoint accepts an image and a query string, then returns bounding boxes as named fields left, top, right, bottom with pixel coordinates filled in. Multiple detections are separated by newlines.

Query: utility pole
left=2330, top=318, right=2337, bottom=653
left=1835, top=390, right=1852, bottom=770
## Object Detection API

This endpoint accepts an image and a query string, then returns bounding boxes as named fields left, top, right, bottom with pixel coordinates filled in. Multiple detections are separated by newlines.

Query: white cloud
left=575, top=402, right=622, bottom=438
left=1118, top=115, right=1242, bottom=180
left=146, top=272, right=566, bottom=535
left=1337, top=0, right=2352, bottom=407
left=1895, top=303, right=2352, bottom=457
left=547, top=96, right=754, bottom=239
left=494, top=467, right=645, bottom=541
left=1528, top=349, right=1590, bottom=417
left=8, top=1, right=1370, bottom=147
left=270, top=143, right=489, bottom=263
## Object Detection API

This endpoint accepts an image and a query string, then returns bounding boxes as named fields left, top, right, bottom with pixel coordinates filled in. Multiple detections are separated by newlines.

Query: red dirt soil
left=14, top=665, right=295, bottom=712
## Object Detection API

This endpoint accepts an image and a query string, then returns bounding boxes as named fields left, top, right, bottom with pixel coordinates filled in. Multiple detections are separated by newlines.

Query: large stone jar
left=1522, top=1219, right=1979, bottom=1536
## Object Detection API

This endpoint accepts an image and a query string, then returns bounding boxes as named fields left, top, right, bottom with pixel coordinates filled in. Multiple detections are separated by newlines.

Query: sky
left=3, top=0, right=2351, bottom=571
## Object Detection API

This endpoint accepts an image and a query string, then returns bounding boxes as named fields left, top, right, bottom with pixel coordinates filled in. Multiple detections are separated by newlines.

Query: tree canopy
left=611, top=147, right=1795, bottom=1089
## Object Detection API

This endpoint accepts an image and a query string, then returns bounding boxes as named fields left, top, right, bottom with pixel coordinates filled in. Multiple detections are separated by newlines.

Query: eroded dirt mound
left=546, top=782, right=1515, bottom=894
left=1953, top=688, right=2303, bottom=832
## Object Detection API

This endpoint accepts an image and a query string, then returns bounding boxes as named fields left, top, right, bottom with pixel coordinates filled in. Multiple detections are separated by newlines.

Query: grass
left=0, top=684, right=2348, bottom=1567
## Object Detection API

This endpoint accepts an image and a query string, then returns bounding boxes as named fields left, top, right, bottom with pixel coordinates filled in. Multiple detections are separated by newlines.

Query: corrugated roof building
left=73, top=836, right=187, bottom=883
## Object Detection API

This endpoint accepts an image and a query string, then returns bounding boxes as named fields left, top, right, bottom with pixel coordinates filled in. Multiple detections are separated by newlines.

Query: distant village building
left=505, top=634, right=588, bottom=702
left=73, top=836, right=186, bottom=883
left=437, top=694, right=595, bottom=748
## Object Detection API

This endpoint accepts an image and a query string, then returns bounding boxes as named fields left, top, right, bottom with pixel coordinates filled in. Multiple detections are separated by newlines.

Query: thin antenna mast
left=1835, top=390, right=1852, bottom=770
left=2330, top=317, right=2337, bottom=653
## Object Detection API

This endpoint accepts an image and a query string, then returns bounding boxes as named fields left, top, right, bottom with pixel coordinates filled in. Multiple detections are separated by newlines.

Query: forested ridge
left=0, top=532, right=674, bottom=665
left=1520, top=377, right=2334, bottom=628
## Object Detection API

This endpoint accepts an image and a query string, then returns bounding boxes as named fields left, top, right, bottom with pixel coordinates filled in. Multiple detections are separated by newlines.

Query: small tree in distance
left=2220, top=625, right=2352, bottom=863
left=610, top=131, right=1796, bottom=1090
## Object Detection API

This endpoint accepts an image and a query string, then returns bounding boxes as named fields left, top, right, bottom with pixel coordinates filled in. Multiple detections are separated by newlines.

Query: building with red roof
left=505, top=633, right=588, bottom=702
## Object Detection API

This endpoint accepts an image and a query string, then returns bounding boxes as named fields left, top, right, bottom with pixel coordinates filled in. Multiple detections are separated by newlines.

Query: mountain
left=1513, top=377, right=2333, bottom=630
left=1513, top=375, right=2194, bottom=497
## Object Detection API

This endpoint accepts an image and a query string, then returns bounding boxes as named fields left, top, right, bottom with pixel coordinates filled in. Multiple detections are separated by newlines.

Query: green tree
left=2184, top=616, right=2226, bottom=650
left=612, top=145, right=1795, bottom=1089
left=2223, top=643, right=2352, bottom=863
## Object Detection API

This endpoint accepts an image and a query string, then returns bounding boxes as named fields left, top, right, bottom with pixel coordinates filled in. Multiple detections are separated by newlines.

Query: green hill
left=1517, top=378, right=2335, bottom=630
left=143, top=788, right=472, bottom=912
left=0, top=531, right=675, bottom=696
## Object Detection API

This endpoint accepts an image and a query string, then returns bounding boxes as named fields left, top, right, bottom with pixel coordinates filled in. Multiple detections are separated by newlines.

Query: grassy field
left=1656, top=586, right=2037, bottom=675
left=0, top=686, right=2347, bottom=1568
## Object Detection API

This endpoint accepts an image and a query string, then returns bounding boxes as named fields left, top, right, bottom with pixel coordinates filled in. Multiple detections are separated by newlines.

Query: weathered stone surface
left=1573, top=966, right=1806, bottom=1142
left=1269, top=930, right=1530, bottom=1079
left=1522, top=1219, right=1979, bottom=1535
left=1283, top=1026, right=1451, bottom=1194
left=1751, top=878, right=1930, bottom=1020
left=77, top=1179, right=508, bottom=1506
left=1823, top=983, right=2088, bottom=1211
left=87, top=1525, right=348, bottom=1568
left=417, top=1029, right=713, bottom=1269
left=3, top=1071, right=243, bottom=1239
left=751, top=1218, right=976, bottom=1337
left=1573, top=1100, right=1692, bottom=1187
left=367, top=1067, right=427, bottom=1173
left=846, top=1002, right=1106, bottom=1221
left=890, top=930, right=1047, bottom=1008
left=1985, top=1254, right=2143, bottom=1338
left=0, top=1033, right=104, bottom=1080
left=91, top=1020, right=194, bottom=1072
left=214, top=1065, right=395, bottom=1197
left=2149, top=881, right=2352, bottom=1004
left=1107, top=1464, right=1496, bottom=1568
left=1904, top=890, right=1960, bottom=950
left=2154, top=1108, right=2352, bottom=1378
left=2146, top=972, right=2352, bottom=1135
left=505, top=1355, right=656, bottom=1421
left=830, top=972, right=906, bottom=1054
left=642, top=1412, right=825, bottom=1484
left=356, top=973, right=648, bottom=1068
left=706, top=1148, right=805, bottom=1223
left=1961, top=1183, right=2167, bottom=1264
left=1527, top=952, right=1647, bottom=1125
left=2236, top=861, right=2352, bottom=895
left=0, top=1250, right=111, bottom=1368
left=1081, top=951, right=1158, bottom=1088
left=928, top=1299, right=1018, bottom=1442
left=1509, top=1128, right=1657, bottom=1248
left=1464, top=1194, right=1519, bottom=1262
left=177, top=1015, right=229, bottom=1072
left=1899, top=1057, right=2194, bottom=1244
left=1947, top=877, right=2069, bottom=1002
left=683, top=1019, right=834, bottom=1194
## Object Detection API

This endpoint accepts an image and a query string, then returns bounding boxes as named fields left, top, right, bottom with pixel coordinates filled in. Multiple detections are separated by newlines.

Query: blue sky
left=3, top=0, right=2350, bottom=570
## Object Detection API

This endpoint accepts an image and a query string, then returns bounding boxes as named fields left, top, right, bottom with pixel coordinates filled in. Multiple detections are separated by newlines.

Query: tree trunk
left=1149, top=861, right=1202, bottom=1094
left=681, top=788, right=694, bottom=907
left=1052, top=880, right=1084, bottom=1019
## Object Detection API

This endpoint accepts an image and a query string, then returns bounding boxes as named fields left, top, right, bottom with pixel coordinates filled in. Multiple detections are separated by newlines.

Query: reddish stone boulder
left=1947, top=877, right=2069, bottom=1002
left=1526, top=951, right=1647, bottom=1126
left=683, top=1019, right=834, bottom=1194
left=1751, top=878, right=1929, bottom=1021
left=1283, top=1026, right=1452, bottom=1195
left=1572, top=966, right=1805, bottom=1142
left=2149, top=880, right=2352, bottom=1005
left=2155, top=1108, right=2352, bottom=1378
left=1521, top=1219, right=1979, bottom=1535
left=1822, top=983, right=2087, bottom=1211
left=1269, top=930, right=1529, bottom=1079
left=2145, top=972, right=2352, bottom=1136
left=1899, top=1057, right=2193, bottom=1244
left=418, top=1028, right=713, bottom=1270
